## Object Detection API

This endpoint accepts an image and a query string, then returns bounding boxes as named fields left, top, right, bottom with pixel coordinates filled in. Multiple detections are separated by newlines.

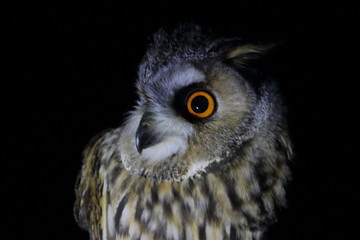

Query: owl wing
left=74, top=129, right=115, bottom=240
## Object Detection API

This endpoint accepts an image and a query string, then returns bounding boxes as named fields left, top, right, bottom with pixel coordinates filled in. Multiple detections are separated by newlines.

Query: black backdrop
left=5, top=1, right=358, bottom=239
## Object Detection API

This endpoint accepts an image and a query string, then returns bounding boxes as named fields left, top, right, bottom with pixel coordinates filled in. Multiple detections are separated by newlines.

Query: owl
left=74, top=24, right=293, bottom=240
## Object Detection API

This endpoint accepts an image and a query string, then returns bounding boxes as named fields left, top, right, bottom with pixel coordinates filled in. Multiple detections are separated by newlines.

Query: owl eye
left=186, top=91, right=216, bottom=118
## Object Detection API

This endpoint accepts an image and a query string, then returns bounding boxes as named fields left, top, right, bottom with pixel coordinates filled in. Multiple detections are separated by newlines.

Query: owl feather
left=74, top=24, right=293, bottom=240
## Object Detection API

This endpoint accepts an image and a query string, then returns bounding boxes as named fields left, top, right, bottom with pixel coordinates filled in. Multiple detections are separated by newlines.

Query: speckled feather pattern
left=75, top=125, right=291, bottom=240
left=74, top=24, right=293, bottom=240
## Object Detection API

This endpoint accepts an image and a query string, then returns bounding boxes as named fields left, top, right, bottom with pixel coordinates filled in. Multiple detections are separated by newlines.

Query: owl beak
left=135, top=113, right=162, bottom=154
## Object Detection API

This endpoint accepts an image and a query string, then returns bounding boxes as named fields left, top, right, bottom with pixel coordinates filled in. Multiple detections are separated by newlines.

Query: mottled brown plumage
left=74, top=24, right=293, bottom=240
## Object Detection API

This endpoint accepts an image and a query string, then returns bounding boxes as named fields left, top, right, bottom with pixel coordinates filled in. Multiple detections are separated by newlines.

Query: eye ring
left=186, top=90, right=216, bottom=118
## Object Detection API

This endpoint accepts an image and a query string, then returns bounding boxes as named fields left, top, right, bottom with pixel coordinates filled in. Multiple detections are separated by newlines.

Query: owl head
left=118, top=24, right=291, bottom=182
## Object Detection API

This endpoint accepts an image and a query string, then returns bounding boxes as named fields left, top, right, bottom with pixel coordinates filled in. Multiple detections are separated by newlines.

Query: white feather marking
left=140, top=234, right=151, bottom=240
left=141, top=136, right=186, bottom=163
left=185, top=225, right=194, bottom=240
left=196, top=198, right=208, bottom=212
left=205, top=224, right=212, bottom=240
left=107, top=204, right=115, bottom=238
left=129, top=222, right=140, bottom=239
left=184, top=160, right=215, bottom=178
left=253, top=230, right=263, bottom=240
left=166, top=223, right=180, bottom=240
left=148, top=218, right=159, bottom=232
left=102, top=176, right=109, bottom=239
left=225, top=223, right=231, bottom=237
left=120, top=203, right=133, bottom=226
left=171, top=66, right=205, bottom=89
left=141, top=209, right=150, bottom=222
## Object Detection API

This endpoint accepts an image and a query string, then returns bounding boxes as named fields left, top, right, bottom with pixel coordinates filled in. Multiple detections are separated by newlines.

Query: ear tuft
left=225, top=42, right=281, bottom=67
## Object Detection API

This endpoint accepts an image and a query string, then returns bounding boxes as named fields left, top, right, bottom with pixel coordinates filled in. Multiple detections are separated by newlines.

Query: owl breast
left=101, top=127, right=290, bottom=240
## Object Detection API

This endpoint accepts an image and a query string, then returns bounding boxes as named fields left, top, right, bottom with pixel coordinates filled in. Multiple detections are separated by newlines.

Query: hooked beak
left=135, top=113, right=163, bottom=154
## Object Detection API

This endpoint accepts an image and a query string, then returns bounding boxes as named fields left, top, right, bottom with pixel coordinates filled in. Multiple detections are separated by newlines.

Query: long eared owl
left=74, top=24, right=293, bottom=240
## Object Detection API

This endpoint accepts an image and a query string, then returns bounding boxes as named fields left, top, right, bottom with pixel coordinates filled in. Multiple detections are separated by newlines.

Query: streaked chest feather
left=101, top=157, right=284, bottom=240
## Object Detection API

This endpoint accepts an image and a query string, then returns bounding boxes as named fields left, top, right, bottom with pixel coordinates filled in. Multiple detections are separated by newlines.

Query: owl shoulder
left=73, top=128, right=121, bottom=234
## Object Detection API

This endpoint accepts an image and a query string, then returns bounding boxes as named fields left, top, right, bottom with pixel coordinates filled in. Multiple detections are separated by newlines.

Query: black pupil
left=191, top=95, right=209, bottom=113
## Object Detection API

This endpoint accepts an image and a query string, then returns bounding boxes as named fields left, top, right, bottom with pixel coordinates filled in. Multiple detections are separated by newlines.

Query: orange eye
left=186, top=91, right=216, bottom=118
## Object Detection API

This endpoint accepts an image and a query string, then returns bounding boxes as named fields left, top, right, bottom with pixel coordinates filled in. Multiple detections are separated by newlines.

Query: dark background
left=5, top=1, right=358, bottom=239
